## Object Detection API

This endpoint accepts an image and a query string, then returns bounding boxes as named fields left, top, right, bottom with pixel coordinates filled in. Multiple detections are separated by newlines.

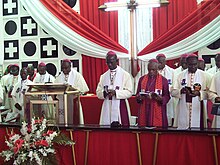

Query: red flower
left=35, top=117, right=44, bottom=124
left=35, top=140, right=49, bottom=147
left=27, top=126, right=32, bottom=133
left=13, top=139, right=24, bottom=154
left=47, top=130, right=54, bottom=135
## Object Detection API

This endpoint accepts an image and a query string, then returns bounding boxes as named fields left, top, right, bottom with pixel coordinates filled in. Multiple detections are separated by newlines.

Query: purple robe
left=136, top=75, right=170, bottom=127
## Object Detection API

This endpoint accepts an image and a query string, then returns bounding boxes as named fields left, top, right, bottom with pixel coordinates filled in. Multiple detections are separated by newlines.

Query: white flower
left=46, top=148, right=55, bottom=154
left=0, top=118, right=70, bottom=165
left=20, top=121, right=28, bottom=135
left=36, top=130, right=41, bottom=138
left=10, top=134, right=21, bottom=143
left=50, top=132, right=58, bottom=140
left=33, top=151, right=42, bottom=165
left=28, top=150, right=33, bottom=160
left=5, top=140, right=13, bottom=147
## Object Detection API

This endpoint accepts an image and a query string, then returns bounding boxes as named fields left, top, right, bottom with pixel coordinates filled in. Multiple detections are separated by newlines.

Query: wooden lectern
left=24, top=83, right=80, bottom=126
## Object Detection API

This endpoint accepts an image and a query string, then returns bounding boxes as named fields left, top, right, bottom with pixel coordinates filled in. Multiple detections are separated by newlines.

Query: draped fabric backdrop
left=153, top=0, right=197, bottom=39
left=138, top=0, right=220, bottom=60
left=153, top=0, right=197, bottom=68
left=136, top=0, right=197, bottom=76
left=80, top=0, right=199, bottom=92
left=80, top=0, right=120, bottom=93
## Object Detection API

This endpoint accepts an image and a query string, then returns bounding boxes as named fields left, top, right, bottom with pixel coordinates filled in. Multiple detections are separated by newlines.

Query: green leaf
left=53, top=133, right=75, bottom=146
left=42, top=154, right=58, bottom=165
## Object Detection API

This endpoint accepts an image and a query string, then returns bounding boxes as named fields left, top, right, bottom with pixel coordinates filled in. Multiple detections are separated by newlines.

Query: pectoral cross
left=99, top=0, right=169, bottom=77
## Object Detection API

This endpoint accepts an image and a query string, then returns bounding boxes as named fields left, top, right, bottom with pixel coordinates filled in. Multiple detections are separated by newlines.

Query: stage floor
left=0, top=124, right=220, bottom=165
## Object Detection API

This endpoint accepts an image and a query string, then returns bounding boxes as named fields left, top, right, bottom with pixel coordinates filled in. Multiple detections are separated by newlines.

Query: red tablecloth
left=81, top=95, right=139, bottom=124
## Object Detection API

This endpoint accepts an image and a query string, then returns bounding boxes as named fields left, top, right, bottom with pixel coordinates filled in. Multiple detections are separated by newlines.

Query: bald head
left=156, top=54, right=166, bottom=70
left=61, top=60, right=71, bottom=75
left=148, top=60, right=158, bottom=77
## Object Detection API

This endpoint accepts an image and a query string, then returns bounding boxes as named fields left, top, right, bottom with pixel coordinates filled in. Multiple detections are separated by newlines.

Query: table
left=81, top=95, right=139, bottom=124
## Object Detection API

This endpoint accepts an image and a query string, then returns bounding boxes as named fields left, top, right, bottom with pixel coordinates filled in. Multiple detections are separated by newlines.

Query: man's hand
left=190, top=90, right=200, bottom=97
left=136, top=94, right=145, bottom=103
left=14, top=103, right=22, bottom=110
left=180, top=87, right=187, bottom=94
left=108, top=89, right=116, bottom=97
left=215, top=97, right=220, bottom=103
left=151, top=93, right=163, bottom=104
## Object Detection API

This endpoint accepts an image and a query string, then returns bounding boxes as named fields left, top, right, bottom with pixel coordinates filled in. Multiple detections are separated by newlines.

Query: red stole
left=139, top=74, right=163, bottom=127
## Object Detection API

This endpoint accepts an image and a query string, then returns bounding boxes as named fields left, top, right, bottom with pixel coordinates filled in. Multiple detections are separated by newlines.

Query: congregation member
left=0, top=85, right=3, bottom=122
left=198, top=57, right=206, bottom=71
left=156, top=53, right=174, bottom=126
left=136, top=59, right=170, bottom=127
left=33, top=62, right=55, bottom=119
left=1, top=65, right=11, bottom=108
left=208, top=71, right=220, bottom=128
left=198, top=57, right=213, bottom=127
left=96, top=51, right=133, bottom=126
left=11, top=68, right=33, bottom=121
left=27, top=64, right=36, bottom=81
left=5, top=64, right=20, bottom=111
left=206, top=53, right=220, bottom=75
left=0, top=84, right=3, bottom=105
left=171, top=54, right=209, bottom=129
left=174, top=53, right=188, bottom=75
left=173, top=54, right=188, bottom=123
left=34, top=62, right=55, bottom=84
left=55, top=59, right=89, bottom=125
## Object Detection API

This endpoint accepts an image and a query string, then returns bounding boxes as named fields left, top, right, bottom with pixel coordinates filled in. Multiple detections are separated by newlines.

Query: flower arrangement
left=0, top=118, right=74, bottom=165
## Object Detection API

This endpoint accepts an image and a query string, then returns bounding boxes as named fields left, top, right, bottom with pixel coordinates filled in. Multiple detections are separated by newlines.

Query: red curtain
left=138, top=0, right=220, bottom=56
left=80, top=0, right=120, bottom=93
left=40, top=0, right=127, bottom=53
left=82, top=56, right=108, bottom=94
left=153, top=0, right=197, bottom=39
left=39, top=0, right=125, bottom=93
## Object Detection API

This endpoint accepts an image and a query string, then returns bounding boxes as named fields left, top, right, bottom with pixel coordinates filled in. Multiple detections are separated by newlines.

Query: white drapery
left=20, top=0, right=129, bottom=59
left=138, top=15, right=220, bottom=60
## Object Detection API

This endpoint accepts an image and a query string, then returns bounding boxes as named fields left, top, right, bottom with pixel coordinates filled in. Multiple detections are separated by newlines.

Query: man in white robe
left=0, top=85, right=3, bottom=122
left=156, top=54, right=175, bottom=126
left=1, top=65, right=11, bottom=108
left=206, top=53, right=220, bottom=76
left=11, top=68, right=33, bottom=121
left=171, top=54, right=208, bottom=129
left=33, top=62, right=55, bottom=119
left=173, top=54, right=188, bottom=77
left=96, top=51, right=133, bottom=126
left=34, top=62, right=55, bottom=84
left=55, top=59, right=89, bottom=125
left=172, top=54, right=188, bottom=125
left=5, top=64, right=20, bottom=112
left=208, top=71, right=220, bottom=128
left=198, top=57, right=212, bottom=127
left=0, top=84, right=3, bottom=105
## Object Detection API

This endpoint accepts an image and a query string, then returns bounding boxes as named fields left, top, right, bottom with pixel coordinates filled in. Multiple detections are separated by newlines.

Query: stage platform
left=0, top=124, right=220, bottom=165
